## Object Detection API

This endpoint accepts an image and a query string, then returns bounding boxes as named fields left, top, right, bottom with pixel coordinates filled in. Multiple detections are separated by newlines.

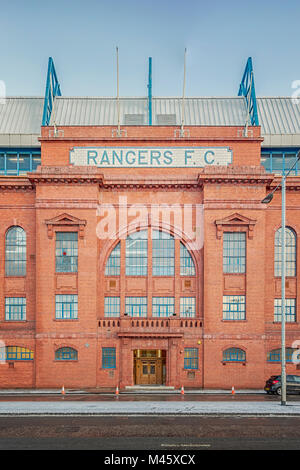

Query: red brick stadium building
left=1, top=57, right=300, bottom=390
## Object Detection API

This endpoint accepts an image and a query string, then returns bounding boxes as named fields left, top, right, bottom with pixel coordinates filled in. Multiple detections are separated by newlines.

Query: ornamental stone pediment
left=215, top=213, right=256, bottom=239
left=45, top=213, right=87, bottom=238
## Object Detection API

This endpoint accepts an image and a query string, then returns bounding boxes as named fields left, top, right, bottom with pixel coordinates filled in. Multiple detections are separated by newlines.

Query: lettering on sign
left=70, top=147, right=232, bottom=168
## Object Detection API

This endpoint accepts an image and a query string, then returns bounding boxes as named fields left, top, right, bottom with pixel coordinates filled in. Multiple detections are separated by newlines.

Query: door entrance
left=134, top=350, right=166, bottom=385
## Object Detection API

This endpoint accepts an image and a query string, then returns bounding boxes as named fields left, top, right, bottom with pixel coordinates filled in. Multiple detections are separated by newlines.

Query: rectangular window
left=223, top=232, right=246, bottom=273
left=180, top=297, right=196, bottom=318
left=223, top=295, right=246, bottom=320
left=152, top=297, right=174, bottom=317
left=125, top=297, right=147, bottom=317
left=102, top=347, right=116, bottom=369
left=274, top=298, right=296, bottom=323
left=0, top=152, right=41, bottom=175
left=55, top=295, right=78, bottom=320
left=104, top=297, right=120, bottom=317
left=261, top=152, right=299, bottom=176
left=184, top=348, right=198, bottom=369
left=56, top=232, right=78, bottom=273
left=5, top=297, right=26, bottom=321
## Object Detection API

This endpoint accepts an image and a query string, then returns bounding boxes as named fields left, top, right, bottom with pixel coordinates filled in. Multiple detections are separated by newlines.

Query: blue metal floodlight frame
left=238, top=57, right=259, bottom=126
left=148, top=57, right=152, bottom=125
left=42, top=57, right=61, bottom=126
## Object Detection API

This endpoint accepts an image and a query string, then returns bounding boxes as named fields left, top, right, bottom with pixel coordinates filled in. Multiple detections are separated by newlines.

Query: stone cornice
left=198, top=166, right=274, bottom=186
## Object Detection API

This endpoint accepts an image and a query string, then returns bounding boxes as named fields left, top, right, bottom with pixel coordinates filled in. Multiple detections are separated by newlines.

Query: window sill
left=53, top=318, right=78, bottom=322
left=54, top=360, right=78, bottom=363
left=4, top=320, right=27, bottom=323
left=222, top=361, right=246, bottom=365
left=222, top=319, right=247, bottom=322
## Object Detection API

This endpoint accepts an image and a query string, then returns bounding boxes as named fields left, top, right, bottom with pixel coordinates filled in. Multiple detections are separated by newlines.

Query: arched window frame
left=274, top=227, right=297, bottom=277
left=223, top=347, right=246, bottom=362
left=55, top=347, right=78, bottom=361
left=267, top=347, right=295, bottom=363
left=5, top=226, right=26, bottom=276
left=180, top=242, right=196, bottom=276
left=105, top=242, right=121, bottom=276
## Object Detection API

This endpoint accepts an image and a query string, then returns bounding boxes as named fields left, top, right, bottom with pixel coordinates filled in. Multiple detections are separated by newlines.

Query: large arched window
left=126, top=230, right=148, bottom=276
left=152, top=230, right=174, bottom=276
left=104, top=229, right=193, bottom=279
left=275, top=227, right=296, bottom=277
left=223, top=348, right=246, bottom=362
left=5, top=227, right=26, bottom=276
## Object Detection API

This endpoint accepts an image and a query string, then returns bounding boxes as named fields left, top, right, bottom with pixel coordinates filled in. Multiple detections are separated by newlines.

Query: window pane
left=184, top=348, right=198, bottom=369
left=104, top=297, right=120, bottom=317
left=261, top=154, right=271, bottom=172
left=152, top=297, right=174, bottom=317
left=5, top=227, right=26, bottom=276
left=102, top=347, right=116, bottom=369
left=223, top=348, right=246, bottom=362
left=126, top=231, right=148, bottom=276
left=125, top=297, right=147, bottom=317
left=180, top=243, right=195, bottom=276
left=0, top=154, right=4, bottom=174
left=5, top=297, right=26, bottom=321
left=285, top=154, right=298, bottom=176
left=223, top=232, right=246, bottom=273
left=275, top=227, right=296, bottom=277
left=55, top=347, right=78, bottom=361
left=55, top=295, right=78, bottom=320
left=32, top=155, right=41, bottom=170
left=152, top=231, right=174, bottom=276
left=223, top=295, right=246, bottom=320
left=274, top=298, right=296, bottom=323
left=6, top=154, right=18, bottom=173
left=6, top=346, right=33, bottom=361
left=105, top=242, right=121, bottom=276
left=56, top=232, right=78, bottom=273
left=268, top=348, right=295, bottom=363
left=272, top=154, right=283, bottom=175
left=180, top=297, right=196, bottom=317
left=18, top=154, right=31, bottom=173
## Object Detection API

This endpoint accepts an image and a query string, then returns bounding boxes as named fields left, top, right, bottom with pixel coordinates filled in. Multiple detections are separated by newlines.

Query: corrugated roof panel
left=1, top=96, right=300, bottom=142
left=0, top=97, right=43, bottom=134
left=257, top=98, right=300, bottom=135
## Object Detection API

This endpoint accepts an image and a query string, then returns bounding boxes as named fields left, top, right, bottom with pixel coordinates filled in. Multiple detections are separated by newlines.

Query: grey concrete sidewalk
left=0, top=388, right=264, bottom=395
left=0, top=400, right=299, bottom=415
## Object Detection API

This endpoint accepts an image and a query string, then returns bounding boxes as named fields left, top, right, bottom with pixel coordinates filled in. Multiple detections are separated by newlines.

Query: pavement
left=0, top=399, right=299, bottom=415
left=0, top=388, right=263, bottom=395
left=0, top=388, right=299, bottom=416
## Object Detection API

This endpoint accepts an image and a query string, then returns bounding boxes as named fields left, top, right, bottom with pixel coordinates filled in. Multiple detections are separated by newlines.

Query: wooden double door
left=134, top=350, right=165, bottom=385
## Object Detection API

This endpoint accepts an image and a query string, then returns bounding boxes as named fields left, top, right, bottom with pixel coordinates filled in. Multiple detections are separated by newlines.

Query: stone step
left=125, top=385, right=175, bottom=391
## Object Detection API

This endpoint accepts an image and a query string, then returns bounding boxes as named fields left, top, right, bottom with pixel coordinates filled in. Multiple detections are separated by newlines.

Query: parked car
left=264, top=375, right=300, bottom=395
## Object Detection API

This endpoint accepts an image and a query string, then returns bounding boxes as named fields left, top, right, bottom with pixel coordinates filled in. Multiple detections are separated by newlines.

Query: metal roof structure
left=0, top=97, right=43, bottom=146
left=1, top=96, right=300, bottom=147
left=0, top=57, right=300, bottom=148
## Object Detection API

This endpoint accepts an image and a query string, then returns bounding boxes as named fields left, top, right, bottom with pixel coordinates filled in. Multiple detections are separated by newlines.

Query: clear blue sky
left=1, top=0, right=300, bottom=97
